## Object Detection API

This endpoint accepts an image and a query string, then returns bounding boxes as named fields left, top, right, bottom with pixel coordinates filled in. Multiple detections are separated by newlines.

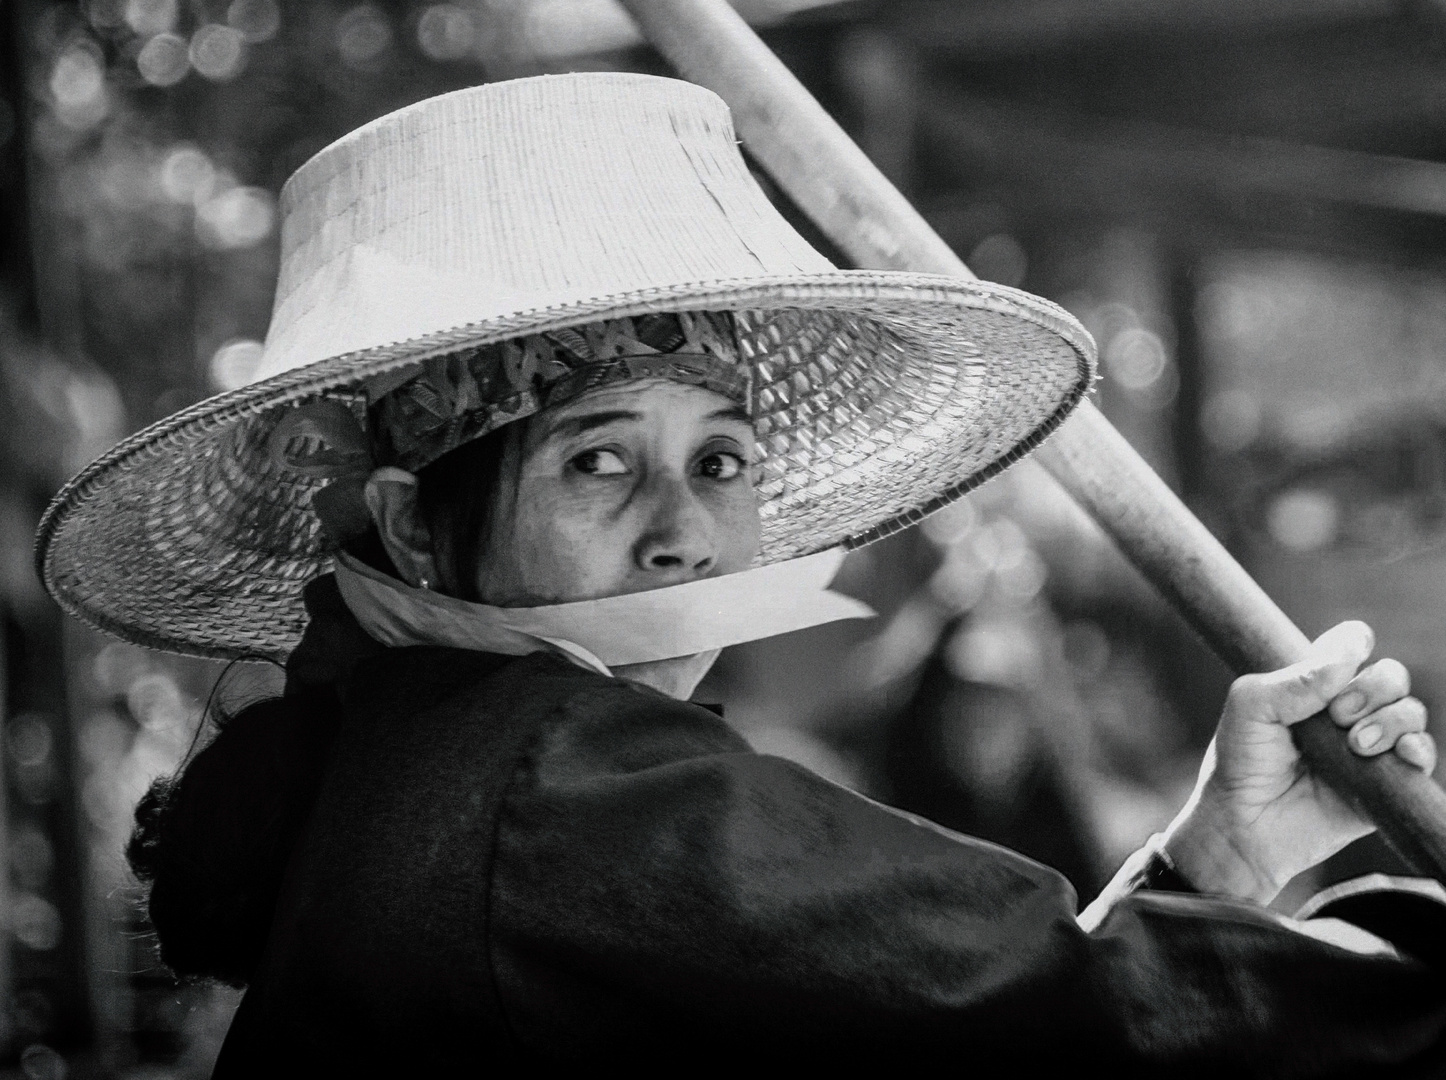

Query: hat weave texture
left=36, top=73, right=1095, bottom=660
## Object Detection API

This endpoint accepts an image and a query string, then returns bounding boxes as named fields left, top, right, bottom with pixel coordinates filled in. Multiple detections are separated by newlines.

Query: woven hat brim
left=36, top=270, right=1095, bottom=661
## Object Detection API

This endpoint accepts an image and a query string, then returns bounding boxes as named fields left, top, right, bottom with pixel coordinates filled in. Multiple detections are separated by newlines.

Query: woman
left=38, top=74, right=1446, bottom=1073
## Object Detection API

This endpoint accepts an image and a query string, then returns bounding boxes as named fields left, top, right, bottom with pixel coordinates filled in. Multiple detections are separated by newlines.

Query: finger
left=1329, top=657, right=1411, bottom=727
left=1306, top=620, right=1375, bottom=672
left=1395, top=731, right=1438, bottom=774
left=1348, top=696, right=1428, bottom=756
left=1230, top=621, right=1374, bottom=727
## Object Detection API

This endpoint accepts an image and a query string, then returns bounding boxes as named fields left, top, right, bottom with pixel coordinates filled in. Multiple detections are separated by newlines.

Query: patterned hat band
left=268, top=311, right=749, bottom=495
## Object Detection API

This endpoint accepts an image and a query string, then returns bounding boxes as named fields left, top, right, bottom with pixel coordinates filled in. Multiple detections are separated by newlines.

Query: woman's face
left=475, top=379, right=762, bottom=606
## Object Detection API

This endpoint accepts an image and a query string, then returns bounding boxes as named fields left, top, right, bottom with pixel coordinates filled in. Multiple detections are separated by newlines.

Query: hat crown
left=258, top=73, right=833, bottom=384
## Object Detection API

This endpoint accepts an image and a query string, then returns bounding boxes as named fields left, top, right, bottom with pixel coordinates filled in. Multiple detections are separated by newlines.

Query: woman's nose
left=633, top=477, right=716, bottom=577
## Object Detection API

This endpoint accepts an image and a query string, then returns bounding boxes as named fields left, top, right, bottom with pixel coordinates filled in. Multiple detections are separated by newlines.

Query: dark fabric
left=1313, top=889, right=1446, bottom=971
left=283, top=574, right=386, bottom=695
left=137, top=687, right=341, bottom=986
left=211, top=639, right=1446, bottom=1077
left=129, top=575, right=374, bottom=987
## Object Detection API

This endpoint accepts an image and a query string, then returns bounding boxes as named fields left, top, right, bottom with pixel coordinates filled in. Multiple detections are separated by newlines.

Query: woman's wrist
left=1161, top=786, right=1284, bottom=905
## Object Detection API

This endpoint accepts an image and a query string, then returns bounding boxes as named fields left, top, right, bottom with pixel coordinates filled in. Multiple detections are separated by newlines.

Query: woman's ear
left=363, top=468, right=439, bottom=589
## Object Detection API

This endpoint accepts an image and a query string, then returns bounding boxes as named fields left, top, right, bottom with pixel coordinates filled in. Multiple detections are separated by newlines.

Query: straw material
left=36, top=73, right=1095, bottom=660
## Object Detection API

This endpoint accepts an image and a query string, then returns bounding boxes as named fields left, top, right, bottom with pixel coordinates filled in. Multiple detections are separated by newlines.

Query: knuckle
left=1379, top=697, right=1428, bottom=729
left=1229, top=664, right=1337, bottom=719
left=1283, top=666, right=1319, bottom=698
left=1375, top=657, right=1411, bottom=694
left=1290, top=666, right=1331, bottom=704
left=1228, top=673, right=1267, bottom=703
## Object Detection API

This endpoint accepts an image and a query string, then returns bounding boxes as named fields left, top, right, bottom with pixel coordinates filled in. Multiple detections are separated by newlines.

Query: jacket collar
left=330, top=548, right=874, bottom=673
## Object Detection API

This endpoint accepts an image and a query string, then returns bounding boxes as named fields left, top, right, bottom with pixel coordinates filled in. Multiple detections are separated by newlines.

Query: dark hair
left=125, top=426, right=514, bottom=984
left=127, top=687, right=342, bottom=986
left=416, top=423, right=516, bottom=600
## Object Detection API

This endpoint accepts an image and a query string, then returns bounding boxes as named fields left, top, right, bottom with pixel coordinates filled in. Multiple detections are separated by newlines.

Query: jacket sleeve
left=487, top=681, right=1446, bottom=1072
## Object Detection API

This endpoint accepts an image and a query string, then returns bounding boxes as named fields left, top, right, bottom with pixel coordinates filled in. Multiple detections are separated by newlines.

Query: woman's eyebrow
left=707, top=406, right=752, bottom=426
left=546, top=409, right=642, bottom=440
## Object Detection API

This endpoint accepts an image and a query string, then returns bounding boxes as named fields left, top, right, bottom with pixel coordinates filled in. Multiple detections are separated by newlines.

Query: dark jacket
left=205, top=588, right=1446, bottom=1076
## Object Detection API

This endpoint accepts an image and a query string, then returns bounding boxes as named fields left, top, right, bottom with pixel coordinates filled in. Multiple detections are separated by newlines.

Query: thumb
left=1243, top=621, right=1375, bottom=727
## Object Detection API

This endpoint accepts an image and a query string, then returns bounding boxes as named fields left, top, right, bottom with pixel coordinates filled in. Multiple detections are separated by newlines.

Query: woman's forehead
left=535, top=379, right=752, bottom=436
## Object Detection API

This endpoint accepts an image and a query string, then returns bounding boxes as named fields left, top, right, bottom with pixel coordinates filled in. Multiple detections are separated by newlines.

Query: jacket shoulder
left=529, top=662, right=752, bottom=780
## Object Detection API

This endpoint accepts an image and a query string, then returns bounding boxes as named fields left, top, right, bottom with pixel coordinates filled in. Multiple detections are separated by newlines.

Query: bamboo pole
left=617, top=0, right=1446, bottom=878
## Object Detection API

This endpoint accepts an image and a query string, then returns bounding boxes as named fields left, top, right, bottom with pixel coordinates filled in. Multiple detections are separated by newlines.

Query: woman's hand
left=1163, top=621, right=1437, bottom=904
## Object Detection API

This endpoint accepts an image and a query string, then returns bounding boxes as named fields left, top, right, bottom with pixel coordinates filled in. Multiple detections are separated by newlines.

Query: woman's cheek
left=711, top=486, right=763, bottom=573
left=517, top=486, right=634, bottom=601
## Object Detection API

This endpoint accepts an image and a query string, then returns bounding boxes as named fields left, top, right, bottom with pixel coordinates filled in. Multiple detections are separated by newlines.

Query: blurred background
left=2, top=0, right=1446, bottom=1074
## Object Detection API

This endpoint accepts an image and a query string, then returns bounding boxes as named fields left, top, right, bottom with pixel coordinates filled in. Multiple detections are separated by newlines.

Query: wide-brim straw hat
left=36, top=72, right=1095, bottom=661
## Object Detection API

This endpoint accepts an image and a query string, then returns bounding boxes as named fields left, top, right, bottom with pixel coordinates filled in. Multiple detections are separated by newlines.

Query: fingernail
left=1356, top=724, right=1382, bottom=749
left=1336, top=692, right=1365, bottom=718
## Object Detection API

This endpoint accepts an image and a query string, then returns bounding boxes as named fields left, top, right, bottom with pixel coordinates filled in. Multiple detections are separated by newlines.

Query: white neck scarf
left=332, top=548, right=875, bottom=677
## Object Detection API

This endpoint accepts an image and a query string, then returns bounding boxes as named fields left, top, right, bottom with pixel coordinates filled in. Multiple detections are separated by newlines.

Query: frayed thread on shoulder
left=126, top=775, right=178, bottom=887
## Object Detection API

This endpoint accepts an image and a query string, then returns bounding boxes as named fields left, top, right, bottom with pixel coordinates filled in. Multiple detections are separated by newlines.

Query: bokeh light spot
left=1280, top=404, right=1346, bottom=452
left=1105, top=327, right=1168, bottom=390
left=12, top=895, right=63, bottom=952
left=196, top=186, right=276, bottom=249
left=337, top=5, right=393, bottom=68
left=417, top=4, right=476, bottom=60
left=18, top=1043, right=66, bottom=1080
left=928, top=553, right=989, bottom=612
left=49, top=45, right=108, bottom=129
left=919, top=496, right=977, bottom=547
left=210, top=338, right=264, bottom=390
left=995, top=545, right=1047, bottom=603
left=64, top=373, right=124, bottom=446
left=92, top=641, right=151, bottom=695
left=942, top=703, right=1035, bottom=805
left=159, top=144, right=216, bottom=204
left=190, top=24, right=248, bottom=82
left=137, top=32, right=190, bottom=86
left=125, top=0, right=178, bottom=36
left=49, top=48, right=103, bottom=109
left=946, top=620, right=1041, bottom=688
left=967, top=232, right=1028, bottom=287
left=1268, top=489, right=1340, bottom=552
left=8, top=714, right=53, bottom=768
left=125, top=671, right=188, bottom=731
left=227, top=0, right=281, bottom=43
left=1197, top=278, right=1280, bottom=345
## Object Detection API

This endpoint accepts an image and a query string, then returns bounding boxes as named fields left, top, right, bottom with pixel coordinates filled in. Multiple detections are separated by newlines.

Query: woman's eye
left=697, top=452, right=745, bottom=481
left=571, top=449, right=628, bottom=476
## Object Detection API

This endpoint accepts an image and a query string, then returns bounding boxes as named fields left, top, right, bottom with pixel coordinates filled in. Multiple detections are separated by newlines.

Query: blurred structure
left=1, top=0, right=1445, bottom=1074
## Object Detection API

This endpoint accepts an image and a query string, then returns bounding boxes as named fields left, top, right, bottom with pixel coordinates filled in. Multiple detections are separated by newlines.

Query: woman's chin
left=613, top=650, right=722, bottom=700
